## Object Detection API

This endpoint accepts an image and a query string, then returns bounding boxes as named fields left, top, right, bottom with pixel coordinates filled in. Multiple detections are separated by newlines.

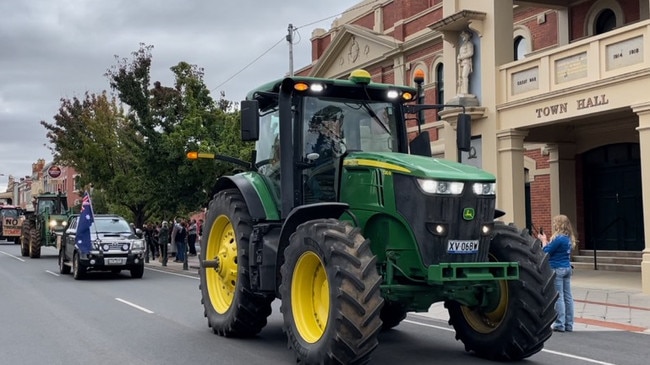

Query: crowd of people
left=135, top=217, right=203, bottom=266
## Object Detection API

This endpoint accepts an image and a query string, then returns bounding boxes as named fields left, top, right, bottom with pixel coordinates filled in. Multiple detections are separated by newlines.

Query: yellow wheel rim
left=206, top=215, right=238, bottom=314
left=461, top=254, right=509, bottom=333
left=291, top=251, right=330, bottom=343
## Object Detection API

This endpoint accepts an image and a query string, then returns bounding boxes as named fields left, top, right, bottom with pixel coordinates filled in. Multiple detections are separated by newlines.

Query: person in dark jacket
left=158, top=221, right=170, bottom=266
left=539, top=214, right=576, bottom=332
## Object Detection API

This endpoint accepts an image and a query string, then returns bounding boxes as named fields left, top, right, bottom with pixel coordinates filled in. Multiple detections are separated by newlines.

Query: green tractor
left=21, top=192, right=70, bottom=258
left=196, top=70, right=557, bottom=364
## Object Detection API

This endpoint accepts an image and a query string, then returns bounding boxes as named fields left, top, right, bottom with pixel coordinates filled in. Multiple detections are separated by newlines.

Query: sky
left=0, top=0, right=362, bottom=192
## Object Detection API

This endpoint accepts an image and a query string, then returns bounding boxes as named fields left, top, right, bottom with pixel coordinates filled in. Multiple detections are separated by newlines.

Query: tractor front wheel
left=199, top=188, right=273, bottom=337
left=29, top=225, right=41, bottom=258
left=446, top=222, right=557, bottom=361
left=280, top=219, right=383, bottom=365
left=20, top=221, right=31, bottom=257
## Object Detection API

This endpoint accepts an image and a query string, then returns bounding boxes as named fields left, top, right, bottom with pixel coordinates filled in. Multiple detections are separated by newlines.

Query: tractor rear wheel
left=20, top=221, right=31, bottom=257
left=446, top=222, right=557, bottom=361
left=29, top=225, right=41, bottom=258
left=199, top=188, right=273, bottom=337
left=280, top=219, right=383, bottom=365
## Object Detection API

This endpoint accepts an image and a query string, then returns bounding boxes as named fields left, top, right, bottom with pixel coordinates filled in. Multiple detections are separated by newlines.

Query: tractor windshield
left=0, top=208, right=19, bottom=218
left=38, top=198, right=67, bottom=215
left=303, top=96, right=398, bottom=160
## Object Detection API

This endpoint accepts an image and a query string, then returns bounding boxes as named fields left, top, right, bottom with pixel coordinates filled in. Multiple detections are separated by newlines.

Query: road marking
left=146, top=267, right=199, bottom=280
left=115, top=298, right=154, bottom=314
left=405, top=319, right=617, bottom=365
left=541, top=349, right=616, bottom=365
left=0, top=250, right=26, bottom=262
left=45, top=270, right=60, bottom=276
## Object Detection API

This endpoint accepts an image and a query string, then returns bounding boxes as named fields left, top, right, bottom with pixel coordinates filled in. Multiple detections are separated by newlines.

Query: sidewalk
left=146, top=258, right=650, bottom=334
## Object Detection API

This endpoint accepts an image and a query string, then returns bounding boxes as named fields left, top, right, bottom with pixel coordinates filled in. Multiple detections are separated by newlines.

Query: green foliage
left=42, top=43, right=252, bottom=227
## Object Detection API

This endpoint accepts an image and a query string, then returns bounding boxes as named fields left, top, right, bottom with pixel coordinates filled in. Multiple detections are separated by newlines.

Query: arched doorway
left=583, top=143, right=644, bottom=251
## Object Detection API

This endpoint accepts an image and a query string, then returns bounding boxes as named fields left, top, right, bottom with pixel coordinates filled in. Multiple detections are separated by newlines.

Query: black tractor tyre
left=130, top=263, right=144, bottom=279
left=29, top=226, right=42, bottom=258
left=280, top=219, right=384, bottom=365
left=20, top=221, right=31, bottom=257
left=446, top=222, right=558, bottom=361
left=380, top=301, right=408, bottom=330
left=199, top=188, right=273, bottom=337
left=59, top=249, right=71, bottom=275
left=73, top=252, right=86, bottom=280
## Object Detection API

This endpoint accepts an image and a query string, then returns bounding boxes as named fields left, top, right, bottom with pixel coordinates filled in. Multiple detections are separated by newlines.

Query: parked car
left=58, top=214, right=146, bottom=279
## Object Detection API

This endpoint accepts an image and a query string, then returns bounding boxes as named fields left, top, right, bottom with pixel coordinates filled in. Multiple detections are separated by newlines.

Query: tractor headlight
left=417, top=179, right=464, bottom=195
left=472, top=182, right=496, bottom=195
left=49, top=220, right=57, bottom=227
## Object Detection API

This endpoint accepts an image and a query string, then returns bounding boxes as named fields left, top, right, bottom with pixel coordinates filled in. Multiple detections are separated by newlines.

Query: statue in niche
left=456, top=30, right=474, bottom=96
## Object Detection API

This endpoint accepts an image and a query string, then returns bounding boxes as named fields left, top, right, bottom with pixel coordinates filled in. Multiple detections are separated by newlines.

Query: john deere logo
left=462, top=208, right=475, bottom=221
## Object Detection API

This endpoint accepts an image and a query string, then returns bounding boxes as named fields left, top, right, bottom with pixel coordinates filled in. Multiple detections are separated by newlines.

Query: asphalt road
left=0, top=239, right=646, bottom=365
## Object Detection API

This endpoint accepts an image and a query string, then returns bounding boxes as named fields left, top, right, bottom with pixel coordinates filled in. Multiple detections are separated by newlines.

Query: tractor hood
left=343, top=152, right=495, bottom=181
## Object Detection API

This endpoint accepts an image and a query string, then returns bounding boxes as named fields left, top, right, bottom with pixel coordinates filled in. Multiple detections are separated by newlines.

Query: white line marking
left=404, top=319, right=617, bottom=365
left=115, top=298, right=154, bottom=314
left=0, top=251, right=26, bottom=262
left=541, top=349, right=617, bottom=365
left=145, top=267, right=199, bottom=280
left=45, top=270, right=60, bottom=276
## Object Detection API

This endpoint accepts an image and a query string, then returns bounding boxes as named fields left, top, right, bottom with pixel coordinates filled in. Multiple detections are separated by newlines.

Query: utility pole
left=287, top=23, right=294, bottom=76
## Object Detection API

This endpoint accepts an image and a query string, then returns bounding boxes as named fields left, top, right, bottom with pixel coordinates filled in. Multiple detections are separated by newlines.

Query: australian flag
left=76, top=192, right=95, bottom=254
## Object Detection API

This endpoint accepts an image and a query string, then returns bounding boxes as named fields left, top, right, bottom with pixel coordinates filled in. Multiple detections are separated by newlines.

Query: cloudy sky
left=0, top=0, right=362, bottom=191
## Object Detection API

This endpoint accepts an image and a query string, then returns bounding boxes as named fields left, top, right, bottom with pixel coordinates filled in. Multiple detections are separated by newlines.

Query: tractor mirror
left=457, top=113, right=471, bottom=152
left=241, top=100, right=260, bottom=141
left=409, top=131, right=432, bottom=157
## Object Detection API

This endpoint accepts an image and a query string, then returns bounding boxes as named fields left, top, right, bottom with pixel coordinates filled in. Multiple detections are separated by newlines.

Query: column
left=496, top=129, right=528, bottom=228
left=546, top=143, right=577, bottom=224
left=632, top=102, right=650, bottom=294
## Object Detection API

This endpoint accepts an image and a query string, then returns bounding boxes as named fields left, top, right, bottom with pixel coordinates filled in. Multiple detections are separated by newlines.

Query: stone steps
left=572, top=250, right=642, bottom=272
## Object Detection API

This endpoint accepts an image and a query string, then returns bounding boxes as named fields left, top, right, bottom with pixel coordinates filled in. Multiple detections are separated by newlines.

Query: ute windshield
left=93, top=217, right=132, bottom=234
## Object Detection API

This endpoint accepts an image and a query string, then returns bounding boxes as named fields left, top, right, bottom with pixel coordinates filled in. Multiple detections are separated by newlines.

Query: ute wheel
left=29, top=226, right=41, bottom=258
left=20, top=221, right=31, bottom=257
left=73, top=252, right=86, bottom=280
left=380, top=301, right=408, bottom=330
left=59, top=249, right=71, bottom=275
left=446, top=222, right=557, bottom=361
left=280, top=219, right=383, bottom=365
left=130, top=263, right=144, bottom=279
left=199, top=188, right=273, bottom=337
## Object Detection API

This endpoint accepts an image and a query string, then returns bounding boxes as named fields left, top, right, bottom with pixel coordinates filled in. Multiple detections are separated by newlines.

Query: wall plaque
left=511, top=67, right=539, bottom=95
left=555, top=52, right=587, bottom=83
left=606, top=36, right=643, bottom=70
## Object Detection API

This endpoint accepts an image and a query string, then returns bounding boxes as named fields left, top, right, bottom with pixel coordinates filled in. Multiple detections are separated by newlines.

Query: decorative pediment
left=310, top=24, right=401, bottom=78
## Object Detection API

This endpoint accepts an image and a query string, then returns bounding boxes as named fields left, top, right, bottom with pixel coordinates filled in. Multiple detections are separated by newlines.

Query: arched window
left=595, top=9, right=616, bottom=34
left=514, top=36, right=528, bottom=60
left=435, top=63, right=444, bottom=106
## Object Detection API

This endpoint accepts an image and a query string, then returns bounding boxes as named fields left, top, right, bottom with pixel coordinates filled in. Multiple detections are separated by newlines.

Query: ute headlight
left=92, top=239, right=102, bottom=250
left=131, top=239, right=144, bottom=250
left=417, top=179, right=464, bottom=195
left=473, top=182, right=496, bottom=195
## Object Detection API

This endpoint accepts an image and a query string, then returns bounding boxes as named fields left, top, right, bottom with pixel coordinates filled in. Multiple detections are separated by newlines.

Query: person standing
left=538, top=214, right=576, bottom=332
left=187, top=219, right=198, bottom=256
left=158, top=221, right=170, bottom=266
left=174, top=220, right=187, bottom=263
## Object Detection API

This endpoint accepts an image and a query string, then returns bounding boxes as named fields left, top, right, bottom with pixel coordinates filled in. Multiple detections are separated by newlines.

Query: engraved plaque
left=606, top=36, right=643, bottom=70
left=511, top=67, right=539, bottom=95
left=555, top=52, right=587, bottom=83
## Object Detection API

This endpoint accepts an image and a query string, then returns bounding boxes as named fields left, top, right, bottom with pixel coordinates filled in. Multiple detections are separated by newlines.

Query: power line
left=211, top=0, right=382, bottom=93
left=210, top=36, right=285, bottom=92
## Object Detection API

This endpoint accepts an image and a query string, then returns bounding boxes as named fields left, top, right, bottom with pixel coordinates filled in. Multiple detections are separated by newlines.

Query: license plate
left=105, top=257, right=126, bottom=265
left=447, top=240, right=479, bottom=254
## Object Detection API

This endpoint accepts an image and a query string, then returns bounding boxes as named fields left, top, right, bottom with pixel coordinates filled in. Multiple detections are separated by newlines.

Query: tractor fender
left=213, top=175, right=276, bottom=220
left=275, top=202, right=349, bottom=292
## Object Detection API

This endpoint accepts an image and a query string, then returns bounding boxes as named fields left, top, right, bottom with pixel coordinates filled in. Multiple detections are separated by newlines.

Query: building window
left=595, top=9, right=616, bottom=34
left=435, top=63, right=444, bottom=106
left=514, top=36, right=528, bottom=60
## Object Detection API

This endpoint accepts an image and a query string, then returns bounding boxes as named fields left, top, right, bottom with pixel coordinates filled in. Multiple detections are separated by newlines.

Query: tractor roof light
left=310, top=83, right=324, bottom=92
left=294, top=82, right=309, bottom=92
left=387, top=90, right=399, bottom=99
left=348, top=69, right=371, bottom=84
left=402, top=92, right=414, bottom=101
